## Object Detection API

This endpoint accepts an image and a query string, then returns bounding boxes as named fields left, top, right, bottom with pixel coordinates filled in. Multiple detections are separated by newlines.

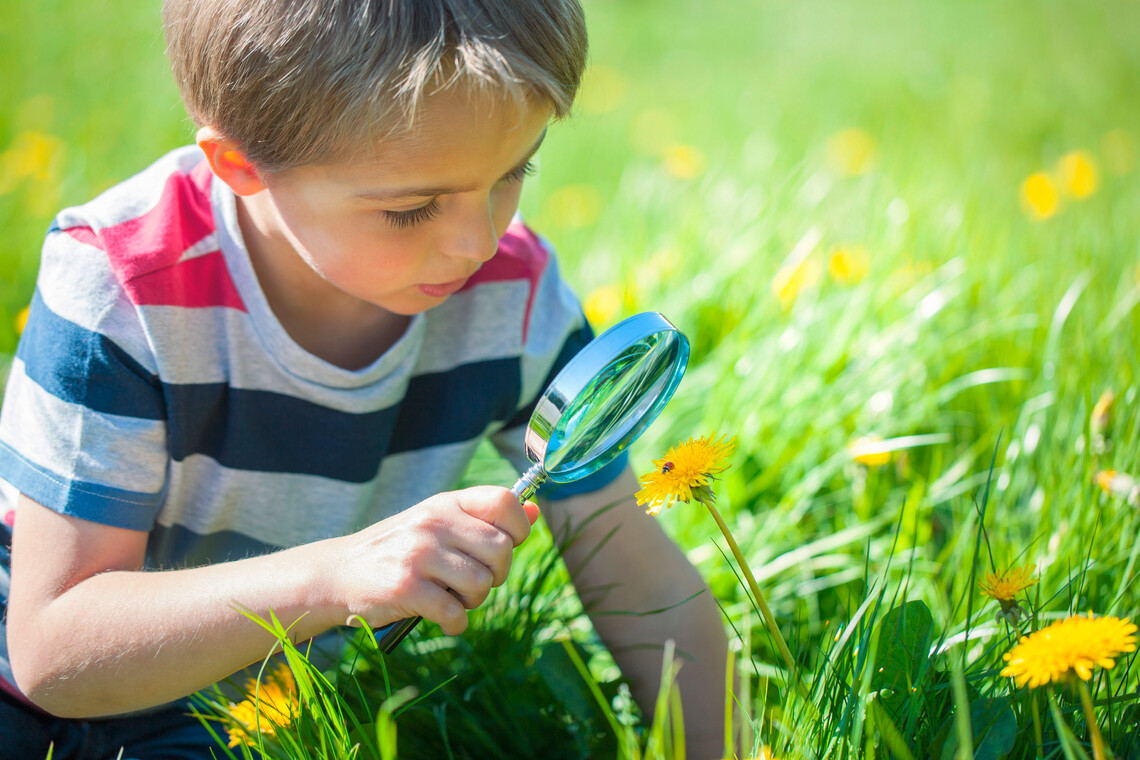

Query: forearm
left=9, top=540, right=337, bottom=717
left=545, top=471, right=730, bottom=759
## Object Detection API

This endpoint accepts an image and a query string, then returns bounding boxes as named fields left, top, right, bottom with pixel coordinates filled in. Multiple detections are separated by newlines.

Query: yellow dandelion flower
left=637, top=434, right=737, bottom=515
left=583, top=284, right=623, bottom=327
left=1096, top=469, right=1140, bottom=506
left=662, top=143, right=706, bottom=180
left=826, top=128, right=878, bottom=177
left=0, top=130, right=63, bottom=194
left=828, top=244, right=871, bottom=285
left=1057, top=150, right=1098, bottom=199
left=772, top=257, right=822, bottom=310
left=1021, top=172, right=1060, bottom=220
left=980, top=564, right=1038, bottom=603
left=226, top=662, right=299, bottom=748
left=1091, top=390, right=1114, bottom=436
left=848, top=435, right=890, bottom=467
left=1001, top=614, right=1137, bottom=688
left=14, top=305, right=30, bottom=335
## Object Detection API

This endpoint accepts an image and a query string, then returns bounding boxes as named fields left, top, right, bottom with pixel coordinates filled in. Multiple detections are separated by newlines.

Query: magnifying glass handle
left=374, top=615, right=422, bottom=653
left=511, top=462, right=547, bottom=503
left=374, top=472, right=545, bottom=653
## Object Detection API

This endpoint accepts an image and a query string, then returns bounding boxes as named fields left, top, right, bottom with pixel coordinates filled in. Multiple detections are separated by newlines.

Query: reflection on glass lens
left=545, top=332, right=683, bottom=478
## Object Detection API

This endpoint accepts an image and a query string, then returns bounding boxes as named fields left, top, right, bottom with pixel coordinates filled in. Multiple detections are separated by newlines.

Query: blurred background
left=3, top=2, right=1140, bottom=750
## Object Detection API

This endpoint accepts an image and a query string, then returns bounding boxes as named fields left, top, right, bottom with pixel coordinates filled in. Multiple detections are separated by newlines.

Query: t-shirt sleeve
left=489, top=229, right=629, bottom=501
left=0, top=221, right=168, bottom=531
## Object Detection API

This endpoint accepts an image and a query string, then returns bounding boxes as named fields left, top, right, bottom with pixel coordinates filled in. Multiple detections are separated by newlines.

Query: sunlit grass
left=4, top=0, right=1140, bottom=757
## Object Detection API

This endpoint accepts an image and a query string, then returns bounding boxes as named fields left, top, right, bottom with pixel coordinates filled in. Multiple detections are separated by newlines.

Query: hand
left=324, top=487, right=539, bottom=636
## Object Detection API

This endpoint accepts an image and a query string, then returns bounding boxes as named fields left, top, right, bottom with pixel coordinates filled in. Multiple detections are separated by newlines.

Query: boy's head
left=162, top=0, right=588, bottom=172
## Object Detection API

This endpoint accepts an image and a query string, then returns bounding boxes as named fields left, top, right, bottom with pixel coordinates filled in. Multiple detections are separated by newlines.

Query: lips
left=417, top=276, right=470, bottom=298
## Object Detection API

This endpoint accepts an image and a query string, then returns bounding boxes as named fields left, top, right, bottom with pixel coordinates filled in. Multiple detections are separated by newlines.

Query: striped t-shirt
left=0, top=145, right=624, bottom=703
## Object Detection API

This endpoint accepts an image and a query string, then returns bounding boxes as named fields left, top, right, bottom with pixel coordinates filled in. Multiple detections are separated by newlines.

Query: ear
left=196, top=126, right=267, bottom=196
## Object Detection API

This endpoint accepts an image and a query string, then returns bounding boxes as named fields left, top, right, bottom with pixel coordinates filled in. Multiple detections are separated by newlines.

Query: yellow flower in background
left=226, top=662, right=299, bottom=748
left=1091, top=389, right=1114, bottom=455
left=1096, top=470, right=1140, bottom=506
left=1091, top=390, right=1114, bottom=437
left=1020, top=172, right=1060, bottom=220
left=980, top=564, right=1038, bottom=603
left=0, top=130, right=63, bottom=195
left=577, top=64, right=629, bottom=115
left=583, top=284, right=623, bottom=327
left=544, top=184, right=601, bottom=229
left=636, top=433, right=737, bottom=515
left=828, top=244, right=870, bottom=285
left=848, top=435, right=891, bottom=467
left=772, top=257, right=822, bottom=310
left=662, top=143, right=706, bottom=179
left=14, top=306, right=30, bottom=335
left=1001, top=614, right=1137, bottom=688
left=1057, top=150, right=1098, bottom=199
left=826, top=128, right=877, bottom=177
left=1102, top=129, right=1137, bottom=176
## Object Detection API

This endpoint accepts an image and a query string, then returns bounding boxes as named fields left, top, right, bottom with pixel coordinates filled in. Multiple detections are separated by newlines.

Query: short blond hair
left=162, top=0, right=587, bottom=171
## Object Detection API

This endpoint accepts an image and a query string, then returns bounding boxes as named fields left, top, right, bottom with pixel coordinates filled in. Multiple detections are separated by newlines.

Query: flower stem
left=1030, top=688, right=1044, bottom=760
left=1077, top=679, right=1106, bottom=760
left=703, top=500, right=807, bottom=700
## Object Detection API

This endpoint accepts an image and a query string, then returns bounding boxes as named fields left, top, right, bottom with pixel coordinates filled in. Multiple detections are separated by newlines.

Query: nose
left=441, top=197, right=500, bottom=265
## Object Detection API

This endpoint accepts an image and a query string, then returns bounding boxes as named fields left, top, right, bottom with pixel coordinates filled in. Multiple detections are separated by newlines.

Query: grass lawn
left=3, top=0, right=1140, bottom=757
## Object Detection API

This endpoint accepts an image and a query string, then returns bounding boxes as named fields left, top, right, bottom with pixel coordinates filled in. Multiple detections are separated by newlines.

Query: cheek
left=492, top=184, right=525, bottom=235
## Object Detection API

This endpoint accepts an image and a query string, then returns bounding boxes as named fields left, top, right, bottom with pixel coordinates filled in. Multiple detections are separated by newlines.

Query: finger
left=434, top=552, right=496, bottom=607
left=523, top=500, right=540, bottom=525
left=410, top=580, right=470, bottom=636
left=456, top=487, right=532, bottom=546
left=438, top=525, right=512, bottom=588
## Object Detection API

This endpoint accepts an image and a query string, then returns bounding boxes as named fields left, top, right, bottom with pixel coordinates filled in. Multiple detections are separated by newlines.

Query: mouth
left=417, top=276, right=470, bottom=298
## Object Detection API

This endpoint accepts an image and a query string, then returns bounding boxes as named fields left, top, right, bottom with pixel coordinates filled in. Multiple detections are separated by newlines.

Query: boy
left=0, top=0, right=728, bottom=757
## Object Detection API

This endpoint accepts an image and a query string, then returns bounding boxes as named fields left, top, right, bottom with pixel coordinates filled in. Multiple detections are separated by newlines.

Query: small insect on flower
left=636, top=434, right=737, bottom=515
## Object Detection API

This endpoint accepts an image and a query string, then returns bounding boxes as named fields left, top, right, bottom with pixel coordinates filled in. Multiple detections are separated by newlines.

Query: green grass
left=4, top=0, right=1140, bottom=757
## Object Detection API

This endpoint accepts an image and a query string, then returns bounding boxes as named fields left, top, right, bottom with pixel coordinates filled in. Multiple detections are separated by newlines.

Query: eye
left=503, top=161, right=537, bottom=184
left=384, top=199, right=441, bottom=229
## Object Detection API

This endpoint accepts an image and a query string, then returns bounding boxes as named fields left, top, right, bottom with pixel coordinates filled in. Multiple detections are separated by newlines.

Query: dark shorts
left=0, top=687, right=217, bottom=760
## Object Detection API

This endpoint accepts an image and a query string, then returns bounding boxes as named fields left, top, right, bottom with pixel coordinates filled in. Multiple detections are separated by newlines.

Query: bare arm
left=541, top=469, right=729, bottom=760
left=7, top=488, right=537, bottom=718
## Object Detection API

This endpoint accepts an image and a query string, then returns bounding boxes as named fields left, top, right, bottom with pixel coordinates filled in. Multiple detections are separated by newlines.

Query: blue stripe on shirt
left=0, top=440, right=163, bottom=530
left=17, top=291, right=165, bottom=420
left=19, top=298, right=528, bottom=483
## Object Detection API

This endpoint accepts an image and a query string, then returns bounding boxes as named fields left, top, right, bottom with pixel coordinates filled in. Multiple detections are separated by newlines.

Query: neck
left=235, top=194, right=410, bottom=370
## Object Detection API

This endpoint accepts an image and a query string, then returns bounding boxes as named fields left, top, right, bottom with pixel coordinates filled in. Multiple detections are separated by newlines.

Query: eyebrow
left=353, top=128, right=547, bottom=201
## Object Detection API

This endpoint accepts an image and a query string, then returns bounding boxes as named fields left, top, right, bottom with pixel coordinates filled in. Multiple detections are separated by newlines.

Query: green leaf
left=536, top=640, right=603, bottom=725
left=872, top=600, right=935, bottom=696
left=938, top=697, right=1017, bottom=760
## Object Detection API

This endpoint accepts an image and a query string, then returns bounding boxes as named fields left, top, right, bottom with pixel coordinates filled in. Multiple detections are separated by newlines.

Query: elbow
left=9, top=633, right=89, bottom=718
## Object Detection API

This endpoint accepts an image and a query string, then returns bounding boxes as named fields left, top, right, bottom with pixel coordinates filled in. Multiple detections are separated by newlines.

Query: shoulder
left=45, top=146, right=242, bottom=310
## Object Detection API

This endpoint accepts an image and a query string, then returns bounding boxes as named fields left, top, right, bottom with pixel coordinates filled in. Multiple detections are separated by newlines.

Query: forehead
left=272, top=85, right=550, bottom=189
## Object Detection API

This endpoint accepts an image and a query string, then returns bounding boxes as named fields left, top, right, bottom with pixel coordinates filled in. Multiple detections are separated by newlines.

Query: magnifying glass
left=374, top=311, right=690, bottom=653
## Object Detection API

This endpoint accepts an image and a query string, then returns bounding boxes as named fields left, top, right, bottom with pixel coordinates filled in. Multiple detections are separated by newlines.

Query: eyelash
left=382, top=161, right=536, bottom=229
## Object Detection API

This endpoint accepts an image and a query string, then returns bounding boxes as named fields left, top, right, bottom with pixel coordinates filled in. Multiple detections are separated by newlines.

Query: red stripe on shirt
left=465, top=222, right=549, bottom=341
left=61, top=162, right=246, bottom=311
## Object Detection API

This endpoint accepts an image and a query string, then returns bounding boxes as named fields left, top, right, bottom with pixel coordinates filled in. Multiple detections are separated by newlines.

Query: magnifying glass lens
left=545, top=330, right=686, bottom=481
